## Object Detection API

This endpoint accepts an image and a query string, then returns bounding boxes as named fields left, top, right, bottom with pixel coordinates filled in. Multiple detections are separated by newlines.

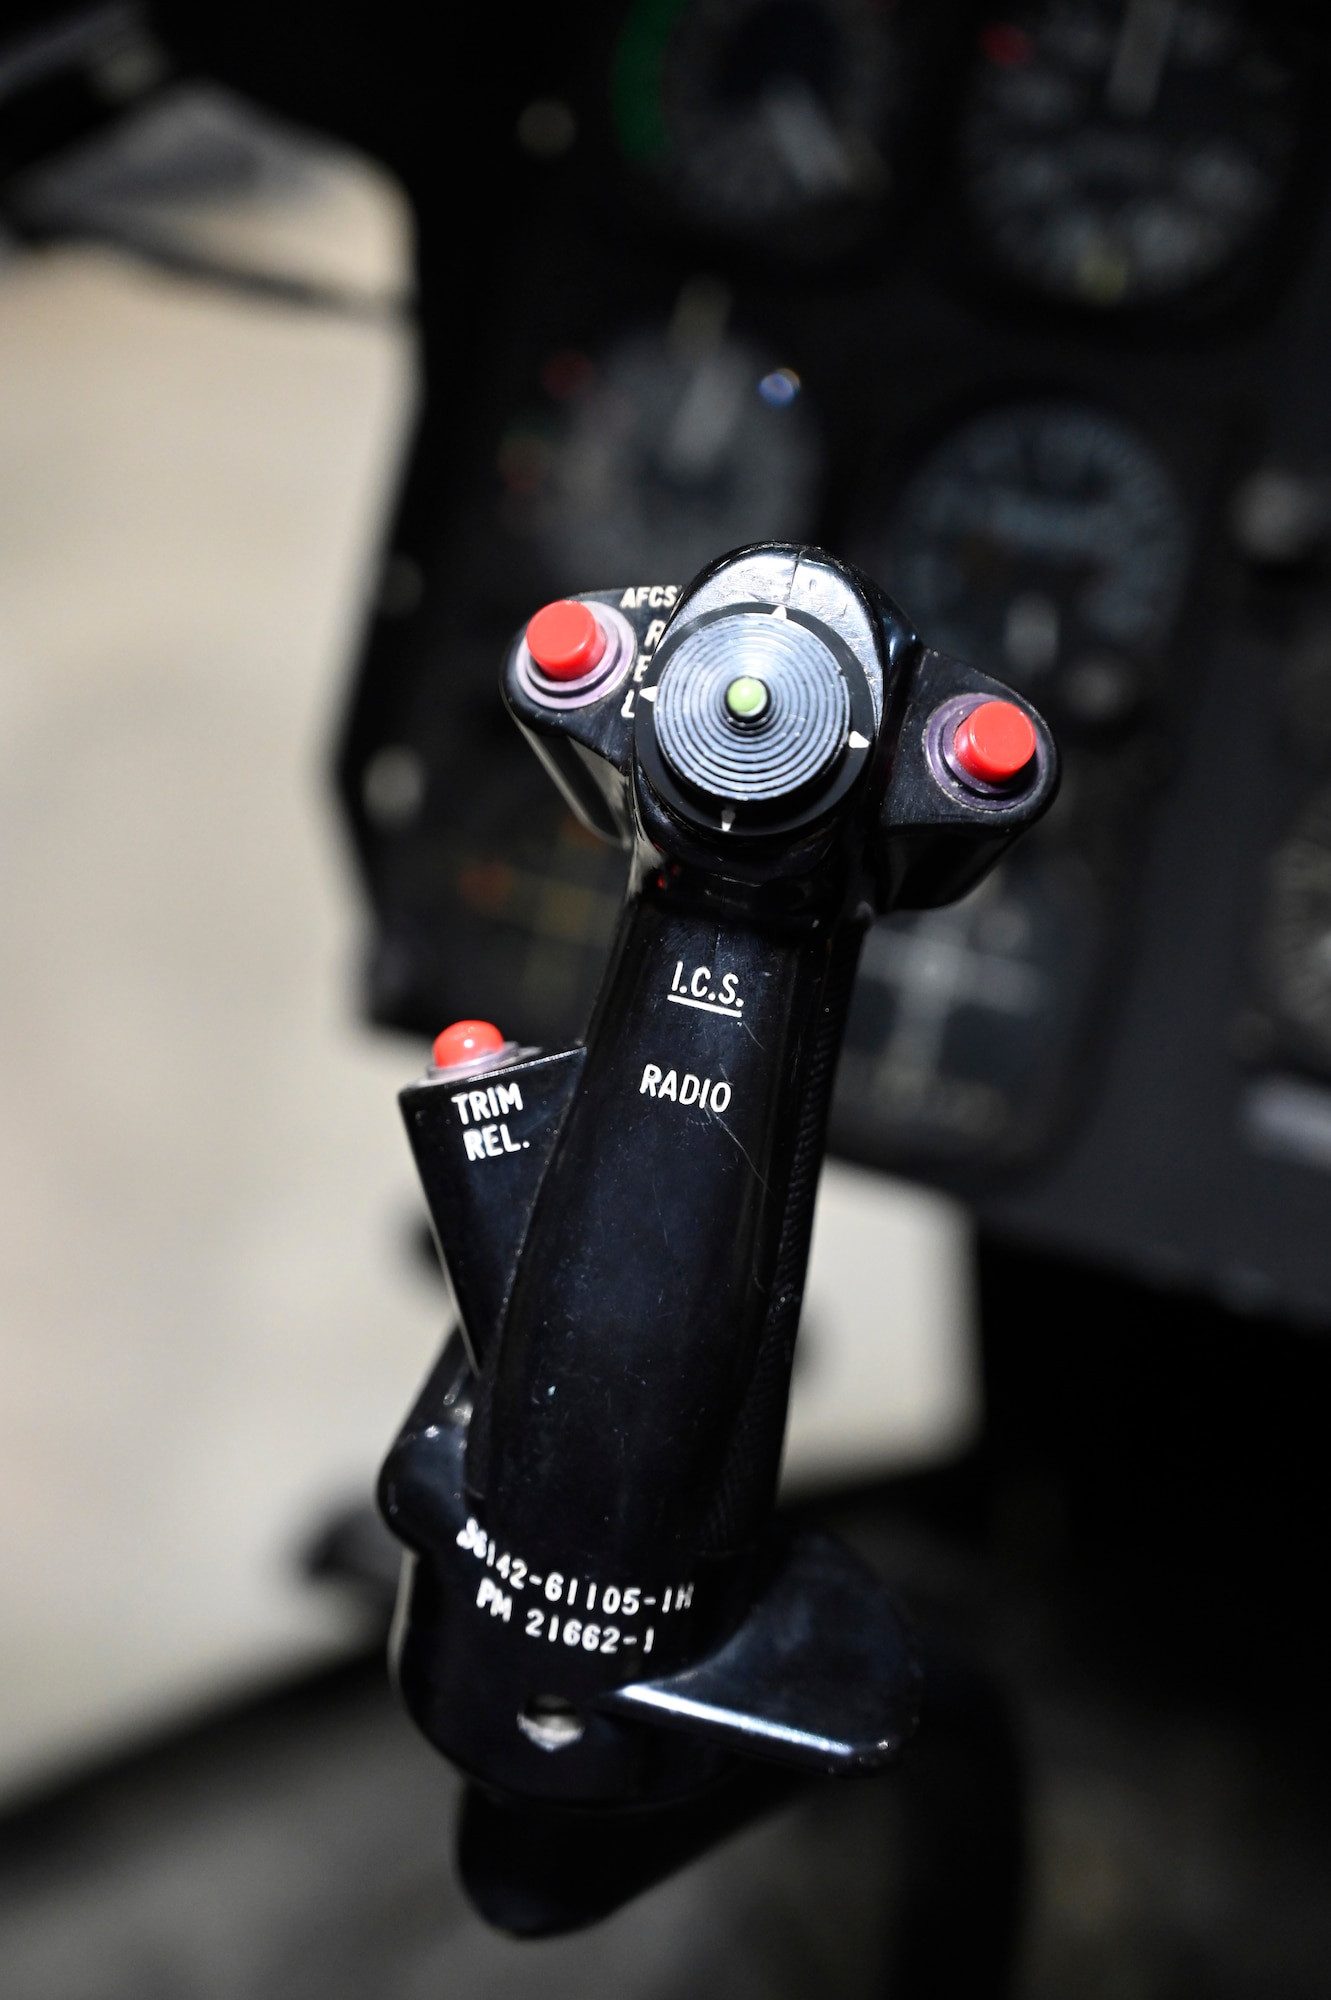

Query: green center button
left=724, top=675, right=770, bottom=722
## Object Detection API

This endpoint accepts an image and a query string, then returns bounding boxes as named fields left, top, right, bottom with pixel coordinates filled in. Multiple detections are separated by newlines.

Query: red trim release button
left=433, top=1020, right=506, bottom=1069
left=525, top=600, right=607, bottom=681
left=952, top=700, right=1037, bottom=785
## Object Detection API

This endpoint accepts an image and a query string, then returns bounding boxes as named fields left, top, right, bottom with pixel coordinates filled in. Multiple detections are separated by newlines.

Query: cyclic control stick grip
left=377, top=545, right=1057, bottom=1933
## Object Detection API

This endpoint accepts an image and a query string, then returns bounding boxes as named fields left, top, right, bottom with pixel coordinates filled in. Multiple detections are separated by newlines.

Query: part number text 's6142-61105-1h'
left=455, top=1515, right=693, bottom=1658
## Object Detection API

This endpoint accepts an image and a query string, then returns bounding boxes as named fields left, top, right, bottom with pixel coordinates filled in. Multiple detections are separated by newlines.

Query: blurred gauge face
left=960, top=0, right=1298, bottom=308
left=835, top=845, right=1104, bottom=1167
left=612, top=0, right=897, bottom=243
left=506, top=314, right=820, bottom=591
left=866, top=402, right=1188, bottom=728
left=1262, top=787, right=1331, bottom=1071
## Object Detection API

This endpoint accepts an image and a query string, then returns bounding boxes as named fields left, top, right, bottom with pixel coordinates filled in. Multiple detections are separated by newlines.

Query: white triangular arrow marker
left=720, top=809, right=735, bottom=832
left=640, top=685, right=657, bottom=701
left=848, top=730, right=870, bottom=749
left=770, top=604, right=788, bottom=618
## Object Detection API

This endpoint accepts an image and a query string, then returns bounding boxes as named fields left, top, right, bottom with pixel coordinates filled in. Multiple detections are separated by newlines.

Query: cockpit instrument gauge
left=960, top=0, right=1299, bottom=309
left=865, top=401, right=1188, bottom=729
left=612, top=0, right=900, bottom=253
left=840, top=400, right=1188, bottom=1172
left=507, top=308, right=821, bottom=591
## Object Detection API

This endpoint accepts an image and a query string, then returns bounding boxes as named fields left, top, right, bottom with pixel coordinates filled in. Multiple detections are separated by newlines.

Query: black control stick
left=377, top=544, right=1056, bottom=1933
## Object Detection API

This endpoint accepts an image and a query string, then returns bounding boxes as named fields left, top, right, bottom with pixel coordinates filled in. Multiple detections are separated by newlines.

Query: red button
left=952, top=700, right=1038, bottom=785
left=525, top=600, right=607, bottom=681
left=432, top=1019, right=506, bottom=1069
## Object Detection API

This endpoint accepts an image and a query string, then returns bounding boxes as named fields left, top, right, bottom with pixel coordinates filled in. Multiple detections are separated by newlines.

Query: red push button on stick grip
left=952, top=700, right=1038, bottom=786
left=433, top=1020, right=506, bottom=1069
left=525, top=600, right=607, bottom=681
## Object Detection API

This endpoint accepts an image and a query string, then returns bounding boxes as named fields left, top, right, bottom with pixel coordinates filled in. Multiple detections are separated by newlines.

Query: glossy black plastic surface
left=400, top=1048, right=584, bottom=1370
left=378, top=543, right=1055, bottom=1920
left=602, top=1529, right=921, bottom=1774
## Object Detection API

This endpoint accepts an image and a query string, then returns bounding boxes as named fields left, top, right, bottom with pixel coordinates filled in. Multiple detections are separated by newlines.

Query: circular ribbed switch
left=654, top=614, right=850, bottom=806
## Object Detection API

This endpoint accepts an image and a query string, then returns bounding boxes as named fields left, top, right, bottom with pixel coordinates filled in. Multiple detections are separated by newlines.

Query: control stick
left=377, top=544, right=1056, bottom=1932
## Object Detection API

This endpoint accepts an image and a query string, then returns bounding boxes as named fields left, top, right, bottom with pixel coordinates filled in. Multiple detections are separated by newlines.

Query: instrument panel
left=335, top=0, right=1331, bottom=1320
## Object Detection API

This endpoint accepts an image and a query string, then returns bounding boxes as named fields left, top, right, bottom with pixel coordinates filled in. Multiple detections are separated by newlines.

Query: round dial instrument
left=612, top=0, right=898, bottom=248
left=960, top=0, right=1299, bottom=309
left=505, top=320, right=820, bottom=591
left=865, top=401, right=1188, bottom=727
